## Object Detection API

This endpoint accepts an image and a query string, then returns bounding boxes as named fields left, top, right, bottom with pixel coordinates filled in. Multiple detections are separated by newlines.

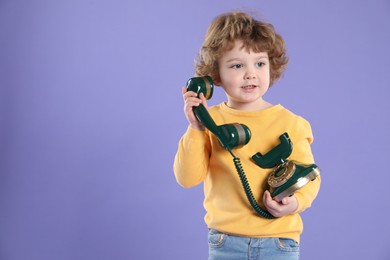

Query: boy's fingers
left=263, top=191, right=274, bottom=206
left=199, top=93, right=208, bottom=109
left=264, top=191, right=282, bottom=211
left=281, top=195, right=295, bottom=205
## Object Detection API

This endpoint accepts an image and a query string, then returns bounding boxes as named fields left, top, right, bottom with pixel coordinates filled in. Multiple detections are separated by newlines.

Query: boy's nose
left=244, top=67, right=256, bottom=79
left=245, top=73, right=256, bottom=79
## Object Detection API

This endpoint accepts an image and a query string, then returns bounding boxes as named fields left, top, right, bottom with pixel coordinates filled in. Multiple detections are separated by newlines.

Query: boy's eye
left=256, top=62, right=266, bottom=67
left=231, top=64, right=243, bottom=69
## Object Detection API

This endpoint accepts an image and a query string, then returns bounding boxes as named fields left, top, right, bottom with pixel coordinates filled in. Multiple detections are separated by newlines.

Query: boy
left=174, top=12, right=320, bottom=259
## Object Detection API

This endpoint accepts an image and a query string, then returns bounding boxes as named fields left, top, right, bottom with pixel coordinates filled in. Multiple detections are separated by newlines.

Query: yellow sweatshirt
left=174, top=103, right=321, bottom=243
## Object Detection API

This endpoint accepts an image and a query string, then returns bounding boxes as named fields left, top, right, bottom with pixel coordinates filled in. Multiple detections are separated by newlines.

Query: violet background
left=1, top=0, right=390, bottom=259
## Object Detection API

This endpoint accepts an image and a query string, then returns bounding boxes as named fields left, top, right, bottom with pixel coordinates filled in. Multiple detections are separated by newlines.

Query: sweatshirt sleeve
left=290, top=117, right=321, bottom=213
left=294, top=175, right=321, bottom=213
left=173, top=126, right=211, bottom=188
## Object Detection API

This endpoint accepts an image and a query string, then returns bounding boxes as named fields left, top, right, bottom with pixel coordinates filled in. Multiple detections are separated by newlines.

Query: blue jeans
left=208, top=229, right=300, bottom=260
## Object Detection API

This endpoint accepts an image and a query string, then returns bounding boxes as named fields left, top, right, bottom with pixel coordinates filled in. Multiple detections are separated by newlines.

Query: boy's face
left=217, top=40, right=271, bottom=110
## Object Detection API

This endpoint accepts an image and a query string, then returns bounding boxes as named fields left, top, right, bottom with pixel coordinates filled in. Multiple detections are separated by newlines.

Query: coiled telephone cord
left=231, top=155, right=275, bottom=219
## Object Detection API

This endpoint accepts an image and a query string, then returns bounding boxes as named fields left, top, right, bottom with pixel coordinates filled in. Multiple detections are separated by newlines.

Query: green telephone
left=186, top=76, right=320, bottom=219
left=252, top=133, right=320, bottom=202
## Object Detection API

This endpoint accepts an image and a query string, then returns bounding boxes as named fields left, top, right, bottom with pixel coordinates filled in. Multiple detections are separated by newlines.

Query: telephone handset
left=186, top=76, right=251, bottom=149
left=186, top=76, right=320, bottom=219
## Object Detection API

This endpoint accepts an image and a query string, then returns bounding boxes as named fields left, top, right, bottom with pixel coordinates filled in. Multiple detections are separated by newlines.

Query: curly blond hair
left=195, top=12, right=288, bottom=87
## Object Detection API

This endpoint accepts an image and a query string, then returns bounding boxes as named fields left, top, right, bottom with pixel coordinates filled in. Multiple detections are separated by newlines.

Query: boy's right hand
left=263, top=190, right=298, bottom=217
left=182, top=86, right=208, bottom=131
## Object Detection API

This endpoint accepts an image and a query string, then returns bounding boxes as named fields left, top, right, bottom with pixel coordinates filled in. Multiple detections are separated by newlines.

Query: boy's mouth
left=241, top=85, right=257, bottom=89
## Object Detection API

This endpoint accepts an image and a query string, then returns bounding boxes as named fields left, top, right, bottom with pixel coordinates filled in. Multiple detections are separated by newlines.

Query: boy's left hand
left=263, top=190, right=298, bottom=217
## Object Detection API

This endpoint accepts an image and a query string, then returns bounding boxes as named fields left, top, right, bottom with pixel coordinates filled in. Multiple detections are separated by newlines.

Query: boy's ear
left=212, top=76, right=222, bottom=86
left=214, top=80, right=221, bottom=86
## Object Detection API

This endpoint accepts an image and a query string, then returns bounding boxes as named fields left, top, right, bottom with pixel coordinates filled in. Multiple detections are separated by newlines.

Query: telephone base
left=270, top=164, right=320, bottom=202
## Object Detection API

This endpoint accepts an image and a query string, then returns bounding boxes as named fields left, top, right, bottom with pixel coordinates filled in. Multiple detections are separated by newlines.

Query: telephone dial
left=186, top=76, right=320, bottom=219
